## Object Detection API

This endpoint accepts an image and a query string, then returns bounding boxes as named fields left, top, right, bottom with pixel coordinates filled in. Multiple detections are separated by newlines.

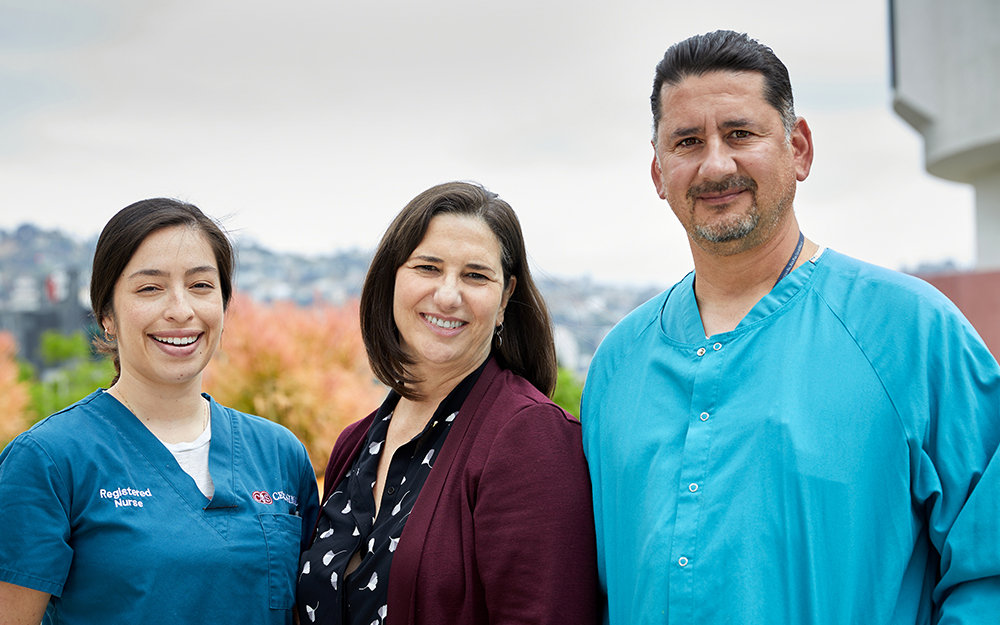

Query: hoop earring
left=104, top=328, right=115, bottom=342
left=494, top=322, right=503, bottom=349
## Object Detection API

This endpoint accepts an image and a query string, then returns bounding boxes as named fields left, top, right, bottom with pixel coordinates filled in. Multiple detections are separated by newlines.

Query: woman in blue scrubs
left=0, top=198, right=319, bottom=624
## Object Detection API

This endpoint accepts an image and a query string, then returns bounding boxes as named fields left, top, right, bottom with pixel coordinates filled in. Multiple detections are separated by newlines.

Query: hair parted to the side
left=90, top=198, right=235, bottom=385
left=360, top=181, right=557, bottom=400
left=650, top=30, right=796, bottom=140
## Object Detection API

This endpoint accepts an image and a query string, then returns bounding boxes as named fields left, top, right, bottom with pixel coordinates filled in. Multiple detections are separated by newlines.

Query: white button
left=689, top=483, right=698, bottom=492
left=713, top=342, right=722, bottom=351
left=678, top=556, right=689, bottom=567
left=700, top=412, right=709, bottom=421
left=697, top=348, right=706, bottom=356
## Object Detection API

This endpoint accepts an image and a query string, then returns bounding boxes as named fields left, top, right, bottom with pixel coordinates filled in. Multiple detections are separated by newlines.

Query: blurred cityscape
left=0, top=223, right=663, bottom=378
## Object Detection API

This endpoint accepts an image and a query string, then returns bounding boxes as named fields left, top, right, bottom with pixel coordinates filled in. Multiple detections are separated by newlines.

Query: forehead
left=415, top=214, right=501, bottom=259
left=125, top=225, right=216, bottom=269
left=657, top=71, right=774, bottom=130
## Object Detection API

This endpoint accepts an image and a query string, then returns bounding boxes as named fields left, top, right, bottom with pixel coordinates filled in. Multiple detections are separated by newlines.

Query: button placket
left=669, top=336, right=723, bottom=614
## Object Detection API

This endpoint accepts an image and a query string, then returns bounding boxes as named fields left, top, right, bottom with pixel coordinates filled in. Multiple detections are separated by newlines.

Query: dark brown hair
left=91, top=198, right=235, bottom=384
left=360, top=181, right=557, bottom=399
left=651, top=30, right=796, bottom=140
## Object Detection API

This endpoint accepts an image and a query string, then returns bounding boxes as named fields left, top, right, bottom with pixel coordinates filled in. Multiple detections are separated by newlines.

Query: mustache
left=687, top=176, right=757, bottom=200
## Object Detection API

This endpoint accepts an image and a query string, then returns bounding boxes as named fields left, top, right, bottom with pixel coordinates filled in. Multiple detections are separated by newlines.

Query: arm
left=918, top=315, right=1000, bottom=621
left=0, top=581, right=49, bottom=625
left=474, top=403, right=600, bottom=625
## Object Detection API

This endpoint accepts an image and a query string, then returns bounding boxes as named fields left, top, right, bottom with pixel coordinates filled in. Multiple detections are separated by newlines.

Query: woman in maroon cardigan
left=297, top=182, right=599, bottom=625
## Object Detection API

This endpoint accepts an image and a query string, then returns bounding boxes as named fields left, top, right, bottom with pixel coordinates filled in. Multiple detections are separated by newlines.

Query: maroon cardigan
left=317, top=359, right=600, bottom=625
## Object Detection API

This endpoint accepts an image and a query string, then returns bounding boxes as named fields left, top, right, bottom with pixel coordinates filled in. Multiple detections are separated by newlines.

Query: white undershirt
left=162, top=414, right=215, bottom=499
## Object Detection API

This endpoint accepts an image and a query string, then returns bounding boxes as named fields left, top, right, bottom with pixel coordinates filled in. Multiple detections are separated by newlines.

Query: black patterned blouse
left=297, top=362, right=485, bottom=625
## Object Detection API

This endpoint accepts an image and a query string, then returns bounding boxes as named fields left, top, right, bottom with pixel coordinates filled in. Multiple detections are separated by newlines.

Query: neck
left=110, top=373, right=208, bottom=444
left=407, top=363, right=476, bottom=409
left=691, top=221, right=817, bottom=337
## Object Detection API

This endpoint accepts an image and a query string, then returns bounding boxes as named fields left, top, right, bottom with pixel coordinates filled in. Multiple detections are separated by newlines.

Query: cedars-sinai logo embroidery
left=252, top=491, right=273, bottom=504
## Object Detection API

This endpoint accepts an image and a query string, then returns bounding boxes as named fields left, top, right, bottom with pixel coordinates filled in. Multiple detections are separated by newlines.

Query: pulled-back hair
left=91, top=198, right=234, bottom=384
left=651, top=30, right=796, bottom=139
left=360, top=181, right=557, bottom=399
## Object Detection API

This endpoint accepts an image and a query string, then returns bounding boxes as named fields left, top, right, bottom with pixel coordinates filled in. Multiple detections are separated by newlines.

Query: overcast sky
left=0, top=0, right=974, bottom=287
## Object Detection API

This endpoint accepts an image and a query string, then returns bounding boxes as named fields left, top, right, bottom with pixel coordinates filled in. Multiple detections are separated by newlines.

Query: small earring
left=494, top=322, right=503, bottom=349
left=104, top=328, right=115, bottom=342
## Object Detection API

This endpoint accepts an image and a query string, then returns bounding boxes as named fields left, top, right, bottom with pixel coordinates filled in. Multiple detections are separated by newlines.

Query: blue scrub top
left=582, top=249, right=1000, bottom=624
left=0, top=390, right=319, bottom=624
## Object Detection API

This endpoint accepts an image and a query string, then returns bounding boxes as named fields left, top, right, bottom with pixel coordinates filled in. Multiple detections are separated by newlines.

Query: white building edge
left=891, top=0, right=1000, bottom=269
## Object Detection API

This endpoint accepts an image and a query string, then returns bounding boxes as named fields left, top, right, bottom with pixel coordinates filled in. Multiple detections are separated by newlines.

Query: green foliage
left=552, top=367, right=584, bottom=419
left=40, top=330, right=91, bottom=364
left=28, top=331, right=115, bottom=423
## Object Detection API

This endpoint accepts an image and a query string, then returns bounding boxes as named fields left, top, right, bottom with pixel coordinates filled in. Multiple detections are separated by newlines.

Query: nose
left=698, top=136, right=738, bottom=181
left=433, top=275, right=462, bottom=310
left=164, top=288, right=195, bottom=322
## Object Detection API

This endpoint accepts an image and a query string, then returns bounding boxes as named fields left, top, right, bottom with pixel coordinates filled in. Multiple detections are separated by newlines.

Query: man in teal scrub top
left=582, top=30, right=1000, bottom=625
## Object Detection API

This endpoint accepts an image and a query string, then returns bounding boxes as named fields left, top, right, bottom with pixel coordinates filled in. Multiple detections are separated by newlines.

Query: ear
left=496, top=276, right=517, bottom=326
left=101, top=314, right=117, bottom=337
left=651, top=142, right=667, bottom=199
left=790, top=117, right=814, bottom=182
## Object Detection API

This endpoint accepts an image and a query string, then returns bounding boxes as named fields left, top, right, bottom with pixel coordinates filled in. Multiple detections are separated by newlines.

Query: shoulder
left=0, top=391, right=114, bottom=490
left=811, top=251, right=998, bottom=425
left=8, top=390, right=111, bottom=450
left=600, top=286, right=673, bottom=348
left=584, top=283, right=677, bottom=396
left=818, top=250, right=949, bottom=302
left=814, top=250, right=972, bottom=336
left=212, top=399, right=309, bottom=455
left=488, top=369, right=576, bottom=422
left=469, top=369, right=582, bottom=451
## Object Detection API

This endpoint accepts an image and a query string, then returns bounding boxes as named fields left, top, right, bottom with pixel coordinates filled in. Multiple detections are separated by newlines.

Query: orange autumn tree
left=203, top=295, right=386, bottom=474
left=0, top=331, right=32, bottom=448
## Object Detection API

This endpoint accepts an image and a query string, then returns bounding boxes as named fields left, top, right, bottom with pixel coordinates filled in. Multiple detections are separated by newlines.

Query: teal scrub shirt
left=582, top=249, right=1000, bottom=625
left=0, top=390, right=319, bottom=624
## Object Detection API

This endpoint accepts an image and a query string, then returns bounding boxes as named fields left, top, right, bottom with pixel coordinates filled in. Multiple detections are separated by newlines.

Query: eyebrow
left=721, top=118, right=756, bottom=130
left=410, top=255, right=497, bottom=274
left=669, top=118, right=759, bottom=141
left=126, top=266, right=218, bottom=280
left=464, top=262, right=497, bottom=274
left=669, top=126, right=703, bottom=141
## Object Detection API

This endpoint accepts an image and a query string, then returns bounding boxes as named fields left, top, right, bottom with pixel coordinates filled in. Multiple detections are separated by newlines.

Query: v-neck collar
left=96, top=390, right=238, bottom=533
left=660, top=249, right=823, bottom=344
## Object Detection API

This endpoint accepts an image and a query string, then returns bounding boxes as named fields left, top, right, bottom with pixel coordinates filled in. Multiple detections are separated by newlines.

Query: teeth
left=425, top=315, right=464, bottom=329
left=154, top=335, right=198, bottom=346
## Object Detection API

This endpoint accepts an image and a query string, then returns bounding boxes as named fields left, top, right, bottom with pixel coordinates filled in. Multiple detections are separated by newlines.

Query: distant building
left=891, top=0, right=1000, bottom=269
left=921, top=270, right=1000, bottom=360
left=892, top=0, right=1000, bottom=359
left=0, top=270, right=93, bottom=371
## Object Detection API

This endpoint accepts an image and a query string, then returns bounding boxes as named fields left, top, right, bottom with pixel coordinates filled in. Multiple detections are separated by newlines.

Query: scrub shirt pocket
left=257, top=513, right=303, bottom=610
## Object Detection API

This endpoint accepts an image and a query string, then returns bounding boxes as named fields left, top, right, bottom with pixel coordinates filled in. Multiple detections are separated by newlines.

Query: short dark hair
left=360, top=181, right=557, bottom=399
left=91, top=198, right=235, bottom=384
left=651, top=30, right=796, bottom=140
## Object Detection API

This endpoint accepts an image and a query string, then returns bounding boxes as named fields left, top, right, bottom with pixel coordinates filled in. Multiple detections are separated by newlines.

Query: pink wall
left=922, top=270, right=1000, bottom=361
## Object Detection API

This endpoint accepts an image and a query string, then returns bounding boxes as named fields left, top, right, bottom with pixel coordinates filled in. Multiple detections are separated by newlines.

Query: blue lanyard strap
left=775, top=231, right=805, bottom=286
